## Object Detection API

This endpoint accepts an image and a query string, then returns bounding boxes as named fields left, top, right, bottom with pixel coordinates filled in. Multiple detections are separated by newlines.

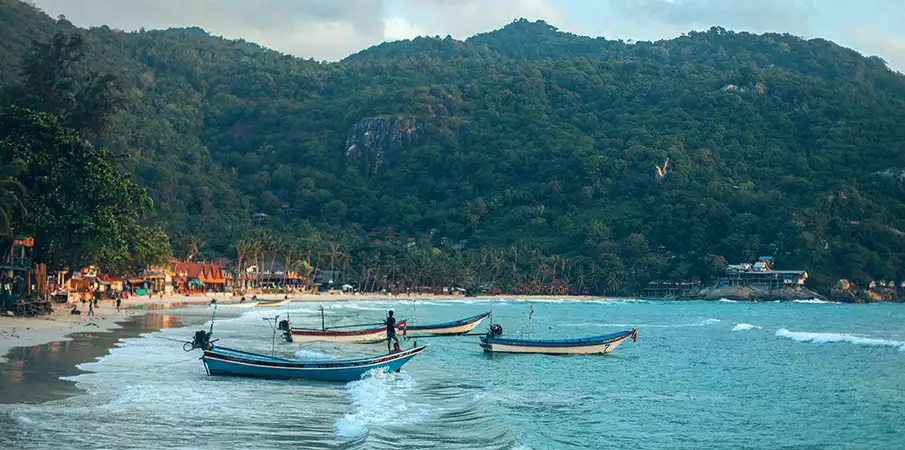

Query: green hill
left=3, top=1, right=905, bottom=293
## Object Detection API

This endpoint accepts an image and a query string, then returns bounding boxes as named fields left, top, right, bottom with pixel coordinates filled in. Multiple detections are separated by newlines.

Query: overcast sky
left=28, top=0, right=905, bottom=72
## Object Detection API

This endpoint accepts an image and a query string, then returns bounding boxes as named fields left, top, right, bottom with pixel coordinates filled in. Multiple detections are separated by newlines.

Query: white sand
left=0, top=295, right=212, bottom=362
left=1, top=292, right=608, bottom=361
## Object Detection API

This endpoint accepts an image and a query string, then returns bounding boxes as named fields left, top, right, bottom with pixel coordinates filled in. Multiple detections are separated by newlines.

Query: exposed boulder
left=345, top=116, right=427, bottom=176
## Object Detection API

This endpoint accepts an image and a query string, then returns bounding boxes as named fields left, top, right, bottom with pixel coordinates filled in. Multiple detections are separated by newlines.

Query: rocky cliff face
left=345, top=116, right=427, bottom=175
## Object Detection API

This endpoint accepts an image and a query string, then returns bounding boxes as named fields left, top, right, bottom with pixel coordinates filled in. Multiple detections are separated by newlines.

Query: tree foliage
left=3, top=5, right=905, bottom=290
left=0, top=107, right=167, bottom=271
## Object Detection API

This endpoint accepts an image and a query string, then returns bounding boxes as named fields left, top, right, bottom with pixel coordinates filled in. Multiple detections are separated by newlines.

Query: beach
left=0, top=292, right=606, bottom=363
left=0, top=295, right=211, bottom=363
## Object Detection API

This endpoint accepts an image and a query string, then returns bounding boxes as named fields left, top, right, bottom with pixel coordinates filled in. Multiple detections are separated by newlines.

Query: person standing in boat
left=386, top=310, right=400, bottom=353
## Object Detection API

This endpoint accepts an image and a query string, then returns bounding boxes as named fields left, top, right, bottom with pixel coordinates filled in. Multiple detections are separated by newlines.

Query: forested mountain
left=3, top=0, right=905, bottom=292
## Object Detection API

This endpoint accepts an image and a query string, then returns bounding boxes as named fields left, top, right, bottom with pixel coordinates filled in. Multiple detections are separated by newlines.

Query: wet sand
left=0, top=313, right=187, bottom=404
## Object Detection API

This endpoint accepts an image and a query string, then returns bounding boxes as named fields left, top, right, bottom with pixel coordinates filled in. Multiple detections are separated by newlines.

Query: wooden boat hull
left=480, top=329, right=637, bottom=355
left=288, top=320, right=408, bottom=344
left=201, top=345, right=427, bottom=382
left=256, top=299, right=292, bottom=307
left=406, top=312, right=490, bottom=336
left=216, top=301, right=259, bottom=308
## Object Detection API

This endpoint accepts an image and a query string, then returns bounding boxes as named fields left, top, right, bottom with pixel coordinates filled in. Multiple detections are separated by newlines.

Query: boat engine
left=187, top=330, right=213, bottom=351
left=278, top=319, right=290, bottom=332
left=487, top=323, right=503, bottom=338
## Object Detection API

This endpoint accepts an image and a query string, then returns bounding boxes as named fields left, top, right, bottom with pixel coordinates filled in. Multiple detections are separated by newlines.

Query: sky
left=27, top=0, right=905, bottom=72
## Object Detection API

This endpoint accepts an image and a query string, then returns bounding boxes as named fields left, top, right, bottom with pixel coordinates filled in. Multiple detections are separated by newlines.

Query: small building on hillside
left=717, top=257, right=807, bottom=290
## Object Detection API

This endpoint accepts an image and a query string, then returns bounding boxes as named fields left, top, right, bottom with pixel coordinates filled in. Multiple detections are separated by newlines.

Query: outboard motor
left=184, top=330, right=213, bottom=351
left=278, top=319, right=290, bottom=332
left=487, top=323, right=503, bottom=338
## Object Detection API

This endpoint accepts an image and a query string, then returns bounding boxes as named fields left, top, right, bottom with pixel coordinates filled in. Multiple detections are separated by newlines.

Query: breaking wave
left=15, top=415, right=39, bottom=426
left=732, top=323, right=760, bottom=331
left=776, top=329, right=905, bottom=351
left=695, top=318, right=721, bottom=326
left=559, top=318, right=719, bottom=328
left=792, top=299, right=839, bottom=304
left=333, top=369, right=431, bottom=440
left=717, top=298, right=738, bottom=303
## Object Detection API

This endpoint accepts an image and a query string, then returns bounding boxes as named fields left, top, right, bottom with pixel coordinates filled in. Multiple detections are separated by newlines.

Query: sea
left=1, top=298, right=904, bottom=449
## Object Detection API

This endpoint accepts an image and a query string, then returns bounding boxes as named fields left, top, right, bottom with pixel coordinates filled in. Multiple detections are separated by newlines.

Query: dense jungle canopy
left=3, top=0, right=905, bottom=293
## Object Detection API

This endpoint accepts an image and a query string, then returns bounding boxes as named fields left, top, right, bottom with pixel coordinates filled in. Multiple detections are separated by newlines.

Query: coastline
left=0, top=292, right=621, bottom=361
left=0, top=295, right=210, bottom=363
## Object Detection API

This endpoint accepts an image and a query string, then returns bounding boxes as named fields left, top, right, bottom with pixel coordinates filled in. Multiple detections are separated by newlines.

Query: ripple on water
left=2, top=300, right=904, bottom=449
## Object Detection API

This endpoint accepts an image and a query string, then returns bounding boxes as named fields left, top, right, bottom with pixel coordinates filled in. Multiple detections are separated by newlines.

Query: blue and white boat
left=479, top=325, right=637, bottom=355
left=201, top=344, right=428, bottom=382
left=406, top=312, right=490, bottom=336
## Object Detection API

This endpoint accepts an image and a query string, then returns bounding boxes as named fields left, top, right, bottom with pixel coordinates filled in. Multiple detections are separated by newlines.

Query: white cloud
left=609, top=0, right=814, bottom=37
left=394, top=0, right=565, bottom=39
left=31, top=0, right=387, bottom=60
left=852, top=28, right=905, bottom=73
left=383, top=16, right=428, bottom=42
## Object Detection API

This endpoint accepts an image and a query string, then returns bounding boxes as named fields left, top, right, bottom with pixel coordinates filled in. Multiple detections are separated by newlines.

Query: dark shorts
left=387, top=333, right=397, bottom=341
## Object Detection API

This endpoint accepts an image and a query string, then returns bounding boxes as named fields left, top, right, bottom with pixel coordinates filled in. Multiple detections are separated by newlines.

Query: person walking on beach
left=116, top=295, right=121, bottom=312
left=87, top=299, right=94, bottom=317
left=386, top=310, right=399, bottom=353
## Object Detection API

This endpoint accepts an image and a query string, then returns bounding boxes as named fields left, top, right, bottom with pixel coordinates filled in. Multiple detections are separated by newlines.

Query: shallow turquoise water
left=2, top=298, right=904, bottom=449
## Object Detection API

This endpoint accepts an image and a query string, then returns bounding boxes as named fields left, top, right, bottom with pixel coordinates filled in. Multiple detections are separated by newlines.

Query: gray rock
left=345, top=116, right=427, bottom=175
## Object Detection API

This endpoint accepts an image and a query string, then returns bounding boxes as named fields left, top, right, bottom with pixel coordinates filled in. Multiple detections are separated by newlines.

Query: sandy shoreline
left=0, top=295, right=210, bottom=363
left=0, top=292, right=615, bottom=361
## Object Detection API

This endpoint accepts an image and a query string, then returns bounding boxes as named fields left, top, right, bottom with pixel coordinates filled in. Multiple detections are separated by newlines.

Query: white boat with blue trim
left=201, top=344, right=428, bottom=382
left=256, top=298, right=291, bottom=307
left=406, top=312, right=490, bottom=336
left=479, top=324, right=638, bottom=355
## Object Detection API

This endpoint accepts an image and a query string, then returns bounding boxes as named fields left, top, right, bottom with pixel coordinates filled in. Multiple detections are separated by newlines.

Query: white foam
left=792, top=299, right=839, bottom=304
left=334, top=369, right=430, bottom=440
left=695, top=318, right=721, bottom=326
left=560, top=322, right=637, bottom=328
left=473, top=392, right=487, bottom=402
left=732, top=323, right=760, bottom=331
left=776, top=329, right=905, bottom=351
left=587, top=299, right=650, bottom=305
left=717, top=298, right=738, bottom=303
left=293, top=349, right=333, bottom=359
left=15, top=415, right=39, bottom=426
left=560, top=318, right=718, bottom=328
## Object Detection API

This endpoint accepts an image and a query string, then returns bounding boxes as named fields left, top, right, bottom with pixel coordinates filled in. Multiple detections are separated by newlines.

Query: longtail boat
left=215, top=301, right=258, bottom=309
left=256, top=299, right=292, bottom=307
left=406, top=312, right=490, bottom=336
left=200, top=344, right=428, bottom=382
left=282, top=320, right=408, bottom=344
left=182, top=313, right=427, bottom=382
left=479, top=324, right=638, bottom=355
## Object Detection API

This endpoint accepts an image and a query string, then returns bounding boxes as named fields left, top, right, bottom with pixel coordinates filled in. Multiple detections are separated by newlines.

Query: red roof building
left=174, top=262, right=226, bottom=285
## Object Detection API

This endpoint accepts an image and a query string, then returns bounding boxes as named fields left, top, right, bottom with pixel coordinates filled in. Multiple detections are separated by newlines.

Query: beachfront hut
left=99, top=275, right=124, bottom=292
left=174, top=262, right=227, bottom=292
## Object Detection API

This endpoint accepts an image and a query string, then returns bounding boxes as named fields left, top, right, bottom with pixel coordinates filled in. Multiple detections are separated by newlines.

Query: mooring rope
left=80, top=354, right=201, bottom=374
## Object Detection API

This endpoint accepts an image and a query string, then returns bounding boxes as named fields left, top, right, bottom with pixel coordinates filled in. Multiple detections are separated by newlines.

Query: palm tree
left=386, top=255, right=401, bottom=292
left=282, top=240, right=300, bottom=289
left=0, top=168, right=26, bottom=237
left=511, top=247, right=519, bottom=287
left=329, top=242, right=340, bottom=275
left=235, top=239, right=254, bottom=290
left=266, top=237, right=281, bottom=287
left=340, top=251, right=350, bottom=284
left=576, top=265, right=587, bottom=294
left=183, top=236, right=203, bottom=262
